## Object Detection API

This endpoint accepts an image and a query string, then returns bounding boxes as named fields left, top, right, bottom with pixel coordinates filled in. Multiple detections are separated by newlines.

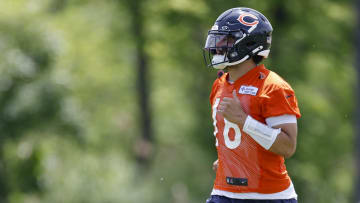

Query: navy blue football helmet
left=203, top=8, right=273, bottom=69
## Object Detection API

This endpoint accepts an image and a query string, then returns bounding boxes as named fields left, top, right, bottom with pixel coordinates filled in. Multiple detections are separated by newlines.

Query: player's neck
left=227, top=60, right=258, bottom=82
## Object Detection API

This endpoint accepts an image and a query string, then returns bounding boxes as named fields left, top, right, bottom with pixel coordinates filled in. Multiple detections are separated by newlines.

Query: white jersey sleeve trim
left=211, top=181, right=297, bottom=200
left=265, top=114, right=297, bottom=127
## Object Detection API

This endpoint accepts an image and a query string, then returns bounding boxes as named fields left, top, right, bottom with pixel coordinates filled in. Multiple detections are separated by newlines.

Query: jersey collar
left=222, top=64, right=266, bottom=85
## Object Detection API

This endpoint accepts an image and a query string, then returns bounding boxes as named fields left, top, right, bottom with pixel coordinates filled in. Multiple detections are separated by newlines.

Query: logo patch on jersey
left=239, top=85, right=258, bottom=96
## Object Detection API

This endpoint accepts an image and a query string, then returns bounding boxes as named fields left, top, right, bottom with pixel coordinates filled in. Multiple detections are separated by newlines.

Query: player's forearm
left=269, top=130, right=297, bottom=158
left=241, top=116, right=298, bottom=158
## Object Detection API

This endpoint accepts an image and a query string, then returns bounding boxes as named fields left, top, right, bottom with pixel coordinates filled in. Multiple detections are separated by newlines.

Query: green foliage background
left=0, top=0, right=355, bottom=202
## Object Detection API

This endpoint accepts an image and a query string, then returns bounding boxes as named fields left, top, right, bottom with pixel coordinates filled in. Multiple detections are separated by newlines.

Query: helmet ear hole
left=252, top=55, right=264, bottom=64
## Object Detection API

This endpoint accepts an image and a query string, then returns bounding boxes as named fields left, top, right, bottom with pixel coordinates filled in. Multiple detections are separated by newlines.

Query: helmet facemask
left=203, top=30, right=245, bottom=69
left=203, top=30, right=271, bottom=69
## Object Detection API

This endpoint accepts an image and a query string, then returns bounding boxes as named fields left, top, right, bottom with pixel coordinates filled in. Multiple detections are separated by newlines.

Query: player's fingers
left=221, top=98, right=234, bottom=105
left=212, top=160, right=218, bottom=171
left=222, top=97, right=233, bottom=102
left=219, top=104, right=229, bottom=113
left=221, top=103, right=233, bottom=112
left=218, top=104, right=226, bottom=111
left=219, top=102, right=230, bottom=109
left=222, top=99, right=233, bottom=104
left=218, top=105, right=228, bottom=115
left=223, top=96, right=238, bottom=104
left=218, top=107, right=223, bottom=112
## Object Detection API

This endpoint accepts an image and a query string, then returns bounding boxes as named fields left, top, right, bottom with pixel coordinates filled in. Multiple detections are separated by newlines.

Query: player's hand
left=212, top=159, right=218, bottom=172
left=218, top=90, right=247, bottom=126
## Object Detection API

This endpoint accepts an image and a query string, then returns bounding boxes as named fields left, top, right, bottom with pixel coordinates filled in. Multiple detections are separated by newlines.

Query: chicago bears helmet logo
left=237, top=13, right=259, bottom=33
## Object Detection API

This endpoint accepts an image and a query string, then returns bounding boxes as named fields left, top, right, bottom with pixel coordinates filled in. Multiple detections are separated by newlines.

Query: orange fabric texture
left=210, top=64, right=301, bottom=194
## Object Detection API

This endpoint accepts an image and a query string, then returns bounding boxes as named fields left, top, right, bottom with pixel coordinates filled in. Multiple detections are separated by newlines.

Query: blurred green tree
left=0, top=0, right=355, bottom=202
left=0, top=19, right=82, bottom=202
left=121, top=0, right=155, bottom=169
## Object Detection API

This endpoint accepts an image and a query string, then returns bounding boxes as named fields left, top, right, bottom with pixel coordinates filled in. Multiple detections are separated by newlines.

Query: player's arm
left=212, top=159, right=218, bottom=172
left=218, top=90, right=298, bottom=158
left=268, top=122, right=297, bottom=158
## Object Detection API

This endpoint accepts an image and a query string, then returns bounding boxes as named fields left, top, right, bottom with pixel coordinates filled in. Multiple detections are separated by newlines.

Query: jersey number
left=212, top=98, right=242, bottom=149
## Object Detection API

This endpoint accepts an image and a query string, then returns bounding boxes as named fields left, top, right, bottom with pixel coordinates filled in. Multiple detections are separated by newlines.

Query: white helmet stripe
left=257, top=50, right=270, bottom=58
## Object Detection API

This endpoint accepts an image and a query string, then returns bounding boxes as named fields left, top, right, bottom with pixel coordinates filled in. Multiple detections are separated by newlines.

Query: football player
left=203, top=7, right=301, bottom=203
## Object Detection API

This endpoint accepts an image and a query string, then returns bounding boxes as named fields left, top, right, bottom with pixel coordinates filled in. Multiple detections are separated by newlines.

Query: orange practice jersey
left=210, top=64, right=301, bottom=194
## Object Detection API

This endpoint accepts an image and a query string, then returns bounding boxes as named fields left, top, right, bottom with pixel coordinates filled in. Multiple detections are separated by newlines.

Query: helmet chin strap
left=211, top=47, right=271, bottom=69
left=212, top=54, right=249, bottom=70
left=212, top=55, right=227, bottom=69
